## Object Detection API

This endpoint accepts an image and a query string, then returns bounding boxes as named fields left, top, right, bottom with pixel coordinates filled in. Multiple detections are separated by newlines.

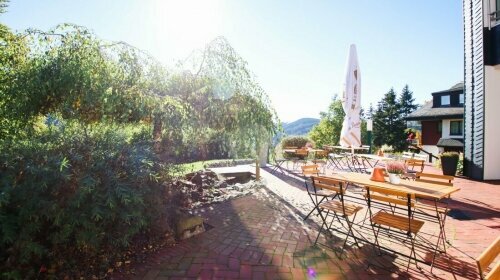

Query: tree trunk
left=153, top=115, right=162, bottom=153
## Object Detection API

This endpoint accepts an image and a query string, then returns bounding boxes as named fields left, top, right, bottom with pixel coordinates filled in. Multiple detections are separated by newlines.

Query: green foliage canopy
left=0, top=24, right=278, bottom=160
left=0, top=20, right=279, bottom=277
left=372, top=87, right=408, bottom=151
left=308, top=96, right=345, bottom=148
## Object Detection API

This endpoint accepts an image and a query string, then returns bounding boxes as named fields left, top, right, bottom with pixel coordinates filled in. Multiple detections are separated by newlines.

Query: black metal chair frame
left=326, top=153, right=345, bottom=171
left=365, top=186, right=424, bottom=270
left=302, top=171, right=337, bottom=221
left=413, top=197, right=451, bottom=271
left=292, top=149, right=309, bottom=170
left=313, top=178, right=363, bottom=258
left=270, top=150, right=287, bottom=174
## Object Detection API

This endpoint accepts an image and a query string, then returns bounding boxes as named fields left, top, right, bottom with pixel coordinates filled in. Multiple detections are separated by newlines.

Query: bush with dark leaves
left=0, top=123, right=174, bottom=278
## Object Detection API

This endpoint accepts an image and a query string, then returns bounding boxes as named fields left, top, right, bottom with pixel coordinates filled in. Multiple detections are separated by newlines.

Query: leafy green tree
left=372, top=88, right=407, bottom=151
left=0, top=0, right=7, bottom=14
left=367, top=103, right=374, bottom=119
left=0, top=23, right=280, bottom=276
left=309, top=96, right=345, bottom=147
left=309, top=96, right=370, bottom=148
left=0, top=24, right=276, bottom=160
left=173, top=37, right=278, bottom=159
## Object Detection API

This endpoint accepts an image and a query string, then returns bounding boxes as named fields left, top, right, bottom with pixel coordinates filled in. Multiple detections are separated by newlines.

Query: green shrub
left=440, top=151, right=460, bottom=159
left=0, top=122, right=173, bottom=278
left=280, top=136, right=310, bottom=149
left=457, top=154, right=464, bottom=175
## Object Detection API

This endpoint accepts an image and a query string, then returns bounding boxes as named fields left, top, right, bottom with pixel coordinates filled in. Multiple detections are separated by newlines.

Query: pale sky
left=2, top=0, right=463, bottom=122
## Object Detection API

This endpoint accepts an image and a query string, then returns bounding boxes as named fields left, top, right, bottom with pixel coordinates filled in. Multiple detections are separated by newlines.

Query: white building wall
left=421, top=145, right=440, bottom=160
left=483, top=65, right=500, bottom=180
left=441, top=119, right=465, bottom=139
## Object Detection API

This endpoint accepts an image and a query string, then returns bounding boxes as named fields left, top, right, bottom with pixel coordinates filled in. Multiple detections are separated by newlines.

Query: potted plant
left=440, top=152, right=460, bottom=176
left=386, top=161, right=406, bottom=184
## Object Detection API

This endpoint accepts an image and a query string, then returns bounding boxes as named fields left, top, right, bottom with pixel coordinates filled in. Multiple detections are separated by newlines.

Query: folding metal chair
left=414, top=172, right=454, bottom=269
left=313, top=176, right=363, bottom=258
left=312, top=149, right=328, bottom=173
left=301, top=165, right=337, bottom=221
left=403, top=159, right=425, bottom=180
left=327, top=153, right=345, bottom=171
left=270, top=149, right=287, bottom=174
left=365, top=185, right=425, bottom=269
left=476, top=236, right=500, bottom=280
left=292, top=148, right=309, bottom=169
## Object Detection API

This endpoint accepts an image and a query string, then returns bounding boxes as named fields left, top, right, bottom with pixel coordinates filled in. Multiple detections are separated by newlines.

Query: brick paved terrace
left=113, top=163, right=499, bottom=280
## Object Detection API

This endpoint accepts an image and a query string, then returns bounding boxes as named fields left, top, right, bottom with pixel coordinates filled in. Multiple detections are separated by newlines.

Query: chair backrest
left=413, top=153, right=428, bottom=161
left=315, top=149, right=328, bottom=158
left=311, top=176, right=345, bottom=194
left=295, top=148, right=309, bottom=157
left=365, top=185, right=415, bottom=208
left=402, top=152, right=428, bottom=161
left=415, top=172, right=454, bottom=186
left=365, top=185, right=417, bottom=232
left=402, top=151, right=414, bottom=160
left=476, top=236, right=500, bottom=280
left=405, top=159, right=425, bottom=172
left=301, top=164, right=320, bottom=177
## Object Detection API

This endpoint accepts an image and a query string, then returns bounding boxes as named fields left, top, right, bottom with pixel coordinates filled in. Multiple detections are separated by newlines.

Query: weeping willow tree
left=166, top=37, right=278, bottom=160
left=1, top=24, right=277, bottom=161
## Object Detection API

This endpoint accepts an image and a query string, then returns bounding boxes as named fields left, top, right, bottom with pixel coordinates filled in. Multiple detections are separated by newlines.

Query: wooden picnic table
left=326, top=172, right=460, bottom=200
left=324, top=145, right=369, bottom=152
left=356, top=154, right=392, bottom=162
left=319, top=172, right=460, bottom=265
left=283, top=148, right=324, bottom=154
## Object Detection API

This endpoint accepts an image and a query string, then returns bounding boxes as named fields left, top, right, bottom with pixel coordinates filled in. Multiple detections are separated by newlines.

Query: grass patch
left=174, top=159, right=228, bottom=176
left=174, top=159, right=255, bottom=176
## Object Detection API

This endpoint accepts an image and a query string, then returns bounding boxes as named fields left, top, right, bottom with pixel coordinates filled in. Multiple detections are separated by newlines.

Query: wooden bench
left=476, top=236, right=500, bottom=280
left=416, top=172, right=454, bottom=186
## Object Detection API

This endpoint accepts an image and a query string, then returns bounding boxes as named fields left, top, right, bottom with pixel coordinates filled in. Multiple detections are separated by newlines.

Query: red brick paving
left=113, top=163, right=499, bottom=280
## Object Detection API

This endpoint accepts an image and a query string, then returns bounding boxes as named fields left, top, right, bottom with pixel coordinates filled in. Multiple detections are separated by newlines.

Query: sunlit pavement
left=114, top=164, right=499, bottom=280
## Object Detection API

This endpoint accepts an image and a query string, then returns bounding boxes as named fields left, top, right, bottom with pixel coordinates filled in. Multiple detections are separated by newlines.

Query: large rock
left=176, top=213, right=205, bottom=240
left=190, top=173, right=204, bottom=186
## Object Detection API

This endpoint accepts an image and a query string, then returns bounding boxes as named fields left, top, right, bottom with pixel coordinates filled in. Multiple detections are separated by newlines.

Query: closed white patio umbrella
left=339, top=44, right=362, bottom=150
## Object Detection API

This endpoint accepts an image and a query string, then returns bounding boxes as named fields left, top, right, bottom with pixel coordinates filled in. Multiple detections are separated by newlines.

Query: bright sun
left=151, top=0, right=224, bottom=53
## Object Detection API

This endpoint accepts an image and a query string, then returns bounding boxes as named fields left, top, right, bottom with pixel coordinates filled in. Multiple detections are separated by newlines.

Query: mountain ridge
left=282, top=117, right=319, bottom=136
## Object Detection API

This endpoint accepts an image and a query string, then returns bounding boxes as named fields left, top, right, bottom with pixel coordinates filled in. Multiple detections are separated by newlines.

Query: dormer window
left=459, top=93, right=464, bottom=104
left=441, top=95, right=450, bottom=106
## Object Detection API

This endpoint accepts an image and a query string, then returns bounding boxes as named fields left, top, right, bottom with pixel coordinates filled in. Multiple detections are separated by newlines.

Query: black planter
left=441, top=156, right=458, bottom=176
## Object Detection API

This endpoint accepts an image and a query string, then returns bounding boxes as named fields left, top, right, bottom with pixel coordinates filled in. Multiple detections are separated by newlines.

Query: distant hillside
left=282, top=118, right=320, bottom=136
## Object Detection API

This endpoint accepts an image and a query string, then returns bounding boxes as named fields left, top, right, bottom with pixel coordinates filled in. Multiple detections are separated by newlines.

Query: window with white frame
left=459, top=93, right=464, bottom=104
left=450, top=120, right=463, bottom=136
left=441, top=95, right=450, bottom=106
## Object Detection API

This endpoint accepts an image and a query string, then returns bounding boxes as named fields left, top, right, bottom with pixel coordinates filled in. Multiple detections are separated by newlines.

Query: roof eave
left=405, top=114, right=464, bottom=121
left=431, top=89, right=463, bottom=95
